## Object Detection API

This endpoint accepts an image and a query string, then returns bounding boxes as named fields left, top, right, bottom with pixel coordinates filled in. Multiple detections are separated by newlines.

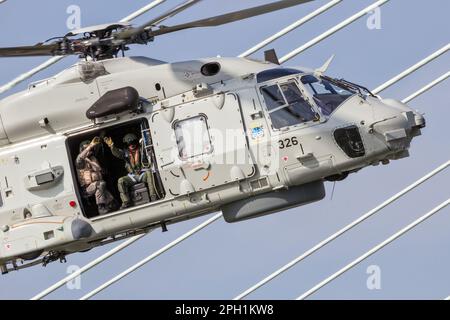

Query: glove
left=104, top=136, right=114, bottom=147
left=90, top=136, right=101, bottom=146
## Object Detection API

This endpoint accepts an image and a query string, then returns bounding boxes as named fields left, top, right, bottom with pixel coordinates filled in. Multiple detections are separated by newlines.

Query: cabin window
left=174, top=115, right=212, bottom=159
left=260, top=80, right=318, bottom=129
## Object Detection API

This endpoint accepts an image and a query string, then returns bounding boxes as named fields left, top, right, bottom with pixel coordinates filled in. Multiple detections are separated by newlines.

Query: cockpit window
left=260, top=80, right=318, bottom=129
left=301, top=75, right=354, bottom=116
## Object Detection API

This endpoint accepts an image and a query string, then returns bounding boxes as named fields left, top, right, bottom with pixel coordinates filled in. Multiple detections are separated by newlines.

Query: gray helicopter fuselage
left=0, top=56, right=424, bottom=271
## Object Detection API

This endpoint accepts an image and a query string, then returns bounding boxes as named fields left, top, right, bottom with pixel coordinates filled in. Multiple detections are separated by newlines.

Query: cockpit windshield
left=301, top=75, right=355, bottom=116
left=260, top=80, right=318, bottom=129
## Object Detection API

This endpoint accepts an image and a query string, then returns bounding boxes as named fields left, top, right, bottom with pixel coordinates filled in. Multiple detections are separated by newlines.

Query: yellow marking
left=11, top=216, right=70, bottom=229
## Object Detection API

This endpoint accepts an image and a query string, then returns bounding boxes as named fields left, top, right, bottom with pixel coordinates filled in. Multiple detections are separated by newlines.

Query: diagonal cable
left=279, top=0, right=391, bottom=63
left=79, top=213, right=222, bottom=300
left=402, top=71, right=450, bottom=104
left=297, top=199, right=450, bottom=300
left=239, top=0, right=343, bottom=58
left=234, top=160, right=450, bottom=299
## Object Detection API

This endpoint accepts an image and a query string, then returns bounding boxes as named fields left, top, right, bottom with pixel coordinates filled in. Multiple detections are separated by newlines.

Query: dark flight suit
left=110, top=145, right=157, bottom=206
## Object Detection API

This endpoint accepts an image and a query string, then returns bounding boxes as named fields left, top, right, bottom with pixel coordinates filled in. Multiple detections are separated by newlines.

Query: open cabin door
left=151, top=93, right=255, bottom=197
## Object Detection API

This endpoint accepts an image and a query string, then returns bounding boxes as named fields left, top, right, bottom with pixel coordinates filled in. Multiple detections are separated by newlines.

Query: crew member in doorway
left=104, top=133, right=157, bottom=209
left=76, top=137, right=116, bottom=215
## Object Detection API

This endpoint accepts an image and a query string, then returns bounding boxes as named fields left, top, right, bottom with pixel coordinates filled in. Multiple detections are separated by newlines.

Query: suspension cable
left=234, top=160, right=450, bottom=299
left=372, top=44, right=450, bottom=95
left=402, top=71, right=450, bottom=104
left=239, top=0, right=343, bottom=58
left=279, top=0, right=391, bottom=64
left=31, top=233, right=146, bottom=300
left=297, top=199, right=450, bottom=300
left=119, top=0, right=166, bottom=22
left=0, top=57, right=64, bottom=95
left=79, top=213, right=222, bottom=300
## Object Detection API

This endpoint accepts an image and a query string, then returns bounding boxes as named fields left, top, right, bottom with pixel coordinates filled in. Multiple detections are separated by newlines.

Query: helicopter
left=0, top=0, right=425, bottom=274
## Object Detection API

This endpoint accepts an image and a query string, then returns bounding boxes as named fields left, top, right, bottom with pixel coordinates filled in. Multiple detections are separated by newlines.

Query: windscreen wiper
left=337, top=78, right=376, bottom=97
left=322, top=76, right=376, bottom=98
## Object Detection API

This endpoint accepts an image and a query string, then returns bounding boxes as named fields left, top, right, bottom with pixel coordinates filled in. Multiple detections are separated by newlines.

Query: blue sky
left=0, top=0, right=449, bottom=300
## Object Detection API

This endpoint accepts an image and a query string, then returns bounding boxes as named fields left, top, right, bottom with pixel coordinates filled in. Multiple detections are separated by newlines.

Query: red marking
left=282, top=156, right=289, bottom=162
left=69, top=201, right=77, bottom=208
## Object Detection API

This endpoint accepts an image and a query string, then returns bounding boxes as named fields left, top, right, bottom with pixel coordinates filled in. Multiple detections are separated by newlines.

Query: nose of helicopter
left=369, top=99, right=425, bottom=153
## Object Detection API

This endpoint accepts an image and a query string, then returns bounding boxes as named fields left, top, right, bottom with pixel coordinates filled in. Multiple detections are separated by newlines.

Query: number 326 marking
left=278, top=137, right=299, bottom=149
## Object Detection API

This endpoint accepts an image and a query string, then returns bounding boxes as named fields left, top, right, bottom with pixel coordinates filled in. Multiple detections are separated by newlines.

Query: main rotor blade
left=116, top=0, right=203, bottom=40
left=150, top=0, right=314, bottom=37
left=0, top=44, right=60, bottom=57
